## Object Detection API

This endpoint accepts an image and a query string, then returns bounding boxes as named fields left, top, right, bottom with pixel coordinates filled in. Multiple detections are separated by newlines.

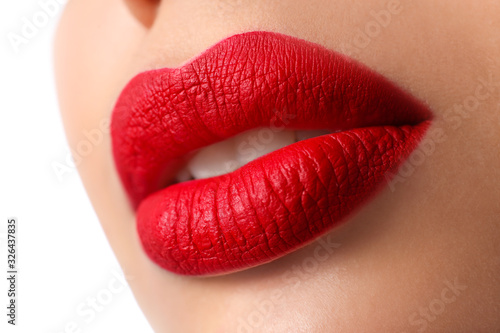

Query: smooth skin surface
left=55, top=1, right=500, bottom=332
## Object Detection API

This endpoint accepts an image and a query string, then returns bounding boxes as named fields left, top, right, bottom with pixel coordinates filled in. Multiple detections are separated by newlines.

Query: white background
left=0, top=1, right=153, bottom=332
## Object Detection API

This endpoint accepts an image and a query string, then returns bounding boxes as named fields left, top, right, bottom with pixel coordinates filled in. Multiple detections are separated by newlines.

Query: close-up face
left=55, top=1, right=500, bottom=332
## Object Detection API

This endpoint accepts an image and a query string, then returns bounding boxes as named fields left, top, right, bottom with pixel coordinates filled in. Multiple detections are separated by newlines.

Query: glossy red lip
left=111, top=31, right=432, bottom=276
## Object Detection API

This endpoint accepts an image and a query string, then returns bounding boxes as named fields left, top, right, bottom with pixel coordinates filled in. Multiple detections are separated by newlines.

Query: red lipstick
left=111, top=31, right=432, bottom=276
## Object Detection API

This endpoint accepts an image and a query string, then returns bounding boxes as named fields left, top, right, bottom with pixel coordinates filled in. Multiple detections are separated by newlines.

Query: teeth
left=295, top=129, right=332, bottom=142
left=187, top=137, right=238, bottom=180
left=175, top=128, right=331, bottom=182
left=235, top=129, right=295, bottom=166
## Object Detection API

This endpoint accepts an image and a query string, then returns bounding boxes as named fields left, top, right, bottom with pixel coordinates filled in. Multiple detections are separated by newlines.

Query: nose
left=123, top=0, right=160, bottom=27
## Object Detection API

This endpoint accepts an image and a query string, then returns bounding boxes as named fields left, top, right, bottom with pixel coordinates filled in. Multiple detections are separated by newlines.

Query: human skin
left=54, top=0, right=500, bottom=332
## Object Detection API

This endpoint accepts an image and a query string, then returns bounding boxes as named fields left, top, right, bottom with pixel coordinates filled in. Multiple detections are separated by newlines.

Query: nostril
left=122, top=0, right=160, bottom=28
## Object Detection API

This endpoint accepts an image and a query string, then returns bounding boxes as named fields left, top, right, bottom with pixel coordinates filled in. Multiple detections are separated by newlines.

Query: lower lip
left=137, top=122, right=429, bottom=276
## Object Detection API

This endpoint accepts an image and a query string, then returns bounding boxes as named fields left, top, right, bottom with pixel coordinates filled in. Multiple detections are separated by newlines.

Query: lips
left=111, top=31, right=432, bottom=276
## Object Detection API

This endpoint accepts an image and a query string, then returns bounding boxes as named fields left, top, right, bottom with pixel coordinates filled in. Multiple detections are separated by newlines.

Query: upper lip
left=111, top=31, right=432, bottom=275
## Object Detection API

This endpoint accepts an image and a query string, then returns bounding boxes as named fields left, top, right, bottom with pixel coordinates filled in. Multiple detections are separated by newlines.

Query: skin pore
left=55, top=0, right=500, bottom=332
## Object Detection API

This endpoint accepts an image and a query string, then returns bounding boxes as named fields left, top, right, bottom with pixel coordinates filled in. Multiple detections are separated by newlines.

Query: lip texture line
left=111, top=31, right=432, bottom=276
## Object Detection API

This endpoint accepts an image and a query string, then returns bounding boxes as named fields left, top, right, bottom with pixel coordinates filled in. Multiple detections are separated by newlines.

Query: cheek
left=54, top=0, right=147, bottom=212
left=54, top=3, right=155, bottom=307
left=53, top=0, right=144, bottom=247
left=55, top=0, right=144, bottom=146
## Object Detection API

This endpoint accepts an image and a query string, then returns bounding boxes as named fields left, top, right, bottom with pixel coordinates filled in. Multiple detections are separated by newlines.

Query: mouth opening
left=168, top=128, right=333, bottom=185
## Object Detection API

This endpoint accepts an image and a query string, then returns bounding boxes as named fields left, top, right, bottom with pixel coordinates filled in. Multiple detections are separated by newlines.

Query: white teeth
left=235, top=129, right=295, bottom=166
left=187, top=137, right=238, bottom=180
left=175, top=128, right=331, bottom=182
left=295, top=129, right=332, bottom=142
